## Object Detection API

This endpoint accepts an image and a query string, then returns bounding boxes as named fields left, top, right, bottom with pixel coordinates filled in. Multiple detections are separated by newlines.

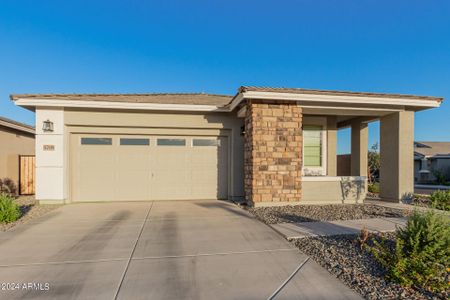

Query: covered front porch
left=233, top=87, right=442, bottom=206
left=301, top=111, right=413, bottom=205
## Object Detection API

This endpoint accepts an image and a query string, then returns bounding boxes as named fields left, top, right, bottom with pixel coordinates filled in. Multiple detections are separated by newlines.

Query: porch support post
left=380, top=111, right=414, bottom=201
left=350, top=120, right=368, bottom=177
left=327, top=116, right=337, bottom=176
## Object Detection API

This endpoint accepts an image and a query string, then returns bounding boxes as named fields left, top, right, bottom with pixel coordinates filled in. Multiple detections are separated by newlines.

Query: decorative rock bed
left=249, top=204, right=408, bottom=224
left=0, top=196, right=61, bottom=231
left=293, top=233, right=447, bottom=300
left=248, top=203, right=447, bottom=299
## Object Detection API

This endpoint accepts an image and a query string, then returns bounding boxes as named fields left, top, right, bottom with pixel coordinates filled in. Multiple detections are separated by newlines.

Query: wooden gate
left=19, top=155, right=35, bottom=195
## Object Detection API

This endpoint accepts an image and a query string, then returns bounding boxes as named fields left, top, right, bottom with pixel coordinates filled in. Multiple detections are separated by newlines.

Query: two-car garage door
left=70, top=134, right=228, bottom=201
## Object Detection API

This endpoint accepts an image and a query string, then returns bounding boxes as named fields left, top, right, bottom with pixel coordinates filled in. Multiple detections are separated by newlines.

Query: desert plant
left=0, top=178, right=17, bottom=196
left=432, top=170, right=447, bottom=186
left=429, top=190, right=450, bottom=211
left=368, top=182, right=380, bottom=194
left=367, top=143, right=380, bottom=184
left=0, top=193, right=20, bottom=223
left=369, top=209, right=450, bottom=293
left=355, top=227, right=370, bottom=250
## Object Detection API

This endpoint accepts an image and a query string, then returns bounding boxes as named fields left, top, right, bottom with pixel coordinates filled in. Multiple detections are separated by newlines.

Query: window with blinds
left=303, top=125, right=322, bottom=167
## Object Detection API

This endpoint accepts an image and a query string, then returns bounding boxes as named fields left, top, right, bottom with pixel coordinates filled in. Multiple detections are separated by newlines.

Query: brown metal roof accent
left=238, top=86, right=444, bottom=102
left=414, top=141, right=450, bottom=157
left=0, top=116, right=35, bottom=134
left=10, top=93, right=233, bottom=107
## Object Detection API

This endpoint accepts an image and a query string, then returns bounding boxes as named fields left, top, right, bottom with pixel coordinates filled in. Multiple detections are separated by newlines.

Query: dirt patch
left=0, top=196, right=61, bottom=231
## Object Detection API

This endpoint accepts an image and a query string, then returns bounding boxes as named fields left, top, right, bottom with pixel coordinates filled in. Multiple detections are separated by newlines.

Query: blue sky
left=1, top=0, right=449, bottom=153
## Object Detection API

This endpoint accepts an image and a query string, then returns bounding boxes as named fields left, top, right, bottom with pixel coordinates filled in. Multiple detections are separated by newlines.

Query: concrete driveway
left=0, top=200, right=361, bottom=300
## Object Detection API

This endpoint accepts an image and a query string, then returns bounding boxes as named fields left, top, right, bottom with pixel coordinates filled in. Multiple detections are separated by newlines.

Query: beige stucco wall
left=39, top=107, right=369, bottom=204
left=432, top=158, right=450, bottom=180
left=302, top=177, right=366, bottom=204
left=0, top=127, right=35, bottom=186
left=63, top=108, right=245, bottom=202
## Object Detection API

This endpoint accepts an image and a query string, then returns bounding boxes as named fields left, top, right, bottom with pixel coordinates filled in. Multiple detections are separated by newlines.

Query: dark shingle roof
left=10, top=93, right=233, bottom=107
left=239, top=86, right=444, bottom=102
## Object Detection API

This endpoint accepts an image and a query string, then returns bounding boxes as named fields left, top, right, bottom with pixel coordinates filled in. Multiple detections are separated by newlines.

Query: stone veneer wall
left=244, top=99, right=303, bottom=205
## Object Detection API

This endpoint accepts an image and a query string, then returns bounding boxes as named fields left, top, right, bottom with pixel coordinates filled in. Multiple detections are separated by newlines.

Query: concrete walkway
left=272, top=199, right=449, bottom=240
left=0, top=200, right=361, bottom=300
left=272, top=217, right=407, bottom=240
left=366, top=199, right=449, bottom=215
left=415, top=184, right=450, bottom=190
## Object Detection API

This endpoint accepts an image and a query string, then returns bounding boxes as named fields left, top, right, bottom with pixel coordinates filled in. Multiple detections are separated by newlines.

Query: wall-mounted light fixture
left=240, top=125, right=246, bottom=136
left=42, top=119, right=54, bottom=132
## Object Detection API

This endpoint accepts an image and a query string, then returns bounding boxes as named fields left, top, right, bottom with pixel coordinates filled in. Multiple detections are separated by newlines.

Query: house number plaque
left=43, top=145, right=55, bottom=151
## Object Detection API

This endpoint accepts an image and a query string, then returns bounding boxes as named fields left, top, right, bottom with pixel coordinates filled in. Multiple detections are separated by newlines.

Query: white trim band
left=241, top=91, right=441, bottom=108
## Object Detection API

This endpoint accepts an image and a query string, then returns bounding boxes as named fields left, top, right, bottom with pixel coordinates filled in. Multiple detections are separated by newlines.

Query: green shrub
left=369, top=210, right=450, bottom=293
left=433, top=170, right=447, bottom=186
left=429, top=190, right=450, bottom=211
left=0, top=193, right=20, bottom=223
left=368, top=182, right=380, bottom=193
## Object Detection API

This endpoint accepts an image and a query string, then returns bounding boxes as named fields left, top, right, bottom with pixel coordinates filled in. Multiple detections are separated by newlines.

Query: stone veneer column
left=244, top=100, right=302, bottom=205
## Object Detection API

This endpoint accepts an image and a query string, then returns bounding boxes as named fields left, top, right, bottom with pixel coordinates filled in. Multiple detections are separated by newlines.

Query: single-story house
left=11, top=87, right=443, bottom=206
left=0, top=116, right=35, bottom=193
left=414, top=141, right=450, bottom=183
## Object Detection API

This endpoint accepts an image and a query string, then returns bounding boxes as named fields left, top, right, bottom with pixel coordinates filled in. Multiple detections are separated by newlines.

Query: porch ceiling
left=301, top=105, right=400, bottom=117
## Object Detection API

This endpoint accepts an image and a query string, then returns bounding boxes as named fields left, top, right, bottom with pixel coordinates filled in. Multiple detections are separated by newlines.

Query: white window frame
left=302, top=116, right=327, bottom=176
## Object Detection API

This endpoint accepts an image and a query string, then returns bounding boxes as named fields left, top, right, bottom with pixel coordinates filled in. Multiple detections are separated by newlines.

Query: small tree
left=369, top=210, right=450, bottom=293
left=368, top=143, right=380, bottom=184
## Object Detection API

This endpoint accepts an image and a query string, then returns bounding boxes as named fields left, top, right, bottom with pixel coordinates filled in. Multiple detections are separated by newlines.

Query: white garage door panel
left=71, top=134, right=228, bottom=201
left=116, top=145, right=151, bottom=200
left=73, top=142, right=116, bottom=201
left=190, top=137, right=228, bottom=199
left=151, top=147, right=191, bottom=200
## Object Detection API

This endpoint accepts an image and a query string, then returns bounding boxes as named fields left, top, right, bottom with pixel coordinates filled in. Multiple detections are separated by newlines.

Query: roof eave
left=229, top=90, right=442, bottom=112
left=239, top=86, right=444, bottom=102
left=0, top=120, right=35, bottom=135
left=13, top=98, right=229, bottom=113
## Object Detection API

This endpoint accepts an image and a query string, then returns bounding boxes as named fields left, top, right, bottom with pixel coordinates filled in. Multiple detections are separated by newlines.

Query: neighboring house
left=414, top=141, right=450, bottom=184
left=12, top=87, right=443, bottom=205
left=0, top=116, right=35, bottom=192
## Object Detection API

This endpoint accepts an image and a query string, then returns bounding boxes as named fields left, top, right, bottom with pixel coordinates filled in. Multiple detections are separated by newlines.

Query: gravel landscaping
left=293, top=233, right=448, bottom=300
left=249, top=204, right=408, bottom=224
left=0, top=196, right=61, bottom=231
